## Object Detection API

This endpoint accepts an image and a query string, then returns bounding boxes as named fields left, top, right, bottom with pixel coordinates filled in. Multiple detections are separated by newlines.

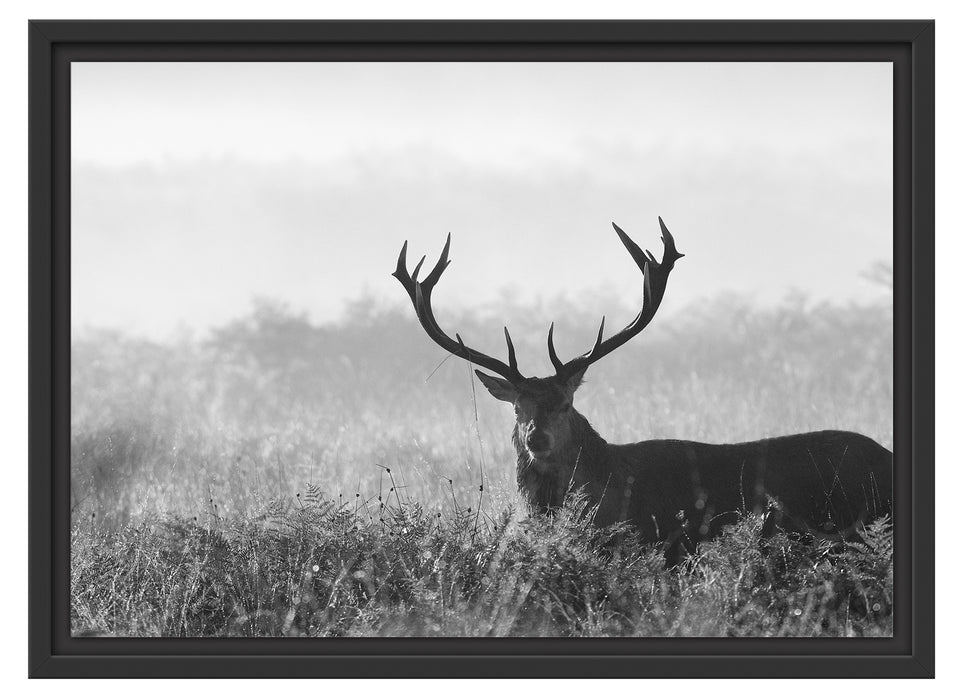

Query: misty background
left=72, top=62, right=891, bottom=341
left=70, top=61, right=893, bottom=524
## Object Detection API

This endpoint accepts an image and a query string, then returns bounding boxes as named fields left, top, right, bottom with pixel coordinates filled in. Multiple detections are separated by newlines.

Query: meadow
left=70, top=292, right=893, bottom=636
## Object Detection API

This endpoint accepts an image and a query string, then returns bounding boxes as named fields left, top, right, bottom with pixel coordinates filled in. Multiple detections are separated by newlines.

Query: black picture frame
left=28, top=19, right=935, bottom=678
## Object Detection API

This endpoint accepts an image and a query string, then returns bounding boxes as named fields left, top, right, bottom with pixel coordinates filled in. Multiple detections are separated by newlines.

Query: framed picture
left=29, top=20, right=934, bottom=677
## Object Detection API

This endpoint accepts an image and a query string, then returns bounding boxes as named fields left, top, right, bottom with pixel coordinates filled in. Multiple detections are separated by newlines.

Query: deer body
left=513, top=405, right=892, bottom=556
left=394, top=218, right=893, bottom=563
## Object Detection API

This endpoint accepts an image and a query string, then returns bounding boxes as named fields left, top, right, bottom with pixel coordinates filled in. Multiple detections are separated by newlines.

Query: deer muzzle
left=525, top=424, right=553, bottom=458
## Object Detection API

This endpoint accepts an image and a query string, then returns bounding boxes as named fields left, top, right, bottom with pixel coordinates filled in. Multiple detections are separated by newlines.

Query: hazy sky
left=72, top=62, right=892, bottom=338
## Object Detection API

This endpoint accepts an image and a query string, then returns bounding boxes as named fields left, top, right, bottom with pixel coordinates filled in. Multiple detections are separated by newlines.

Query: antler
left=548, top=217, right=684, bottom=380
left=393, top=234, right=525, bottom=383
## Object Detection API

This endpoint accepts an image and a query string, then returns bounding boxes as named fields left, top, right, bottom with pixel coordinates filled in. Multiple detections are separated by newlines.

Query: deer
left=393, top=218, right=893, bottom=564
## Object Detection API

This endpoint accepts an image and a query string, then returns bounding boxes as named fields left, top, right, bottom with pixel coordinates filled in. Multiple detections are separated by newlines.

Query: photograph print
left=70, top=59, right=893, bottom=638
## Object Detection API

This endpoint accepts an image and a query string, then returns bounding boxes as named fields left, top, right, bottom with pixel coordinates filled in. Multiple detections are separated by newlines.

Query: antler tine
left=411, top=255, right=427, bottom=281
left=591, top=316, right=606, bottom=355
left=421, top=233, right=452, bottom=289
left=547, top=322, right=564, bottom=373
left=658, top=216, right=684, bottom=264
left=555, top=219, right=683, bottom=380
left=612, top=221, right=652, bottom=271
left=392, top=241, right=416, bottom=305
left=504, top=326, right=519, bottom=375
left=394, top=235, right=525, bottom=382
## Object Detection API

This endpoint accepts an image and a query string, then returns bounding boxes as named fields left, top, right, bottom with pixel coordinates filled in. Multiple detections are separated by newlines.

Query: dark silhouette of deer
left=394, top=219, right=892, bottom=563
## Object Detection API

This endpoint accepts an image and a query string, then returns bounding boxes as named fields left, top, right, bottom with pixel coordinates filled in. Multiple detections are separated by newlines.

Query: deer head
left=393, top=218, right=683, bottom=462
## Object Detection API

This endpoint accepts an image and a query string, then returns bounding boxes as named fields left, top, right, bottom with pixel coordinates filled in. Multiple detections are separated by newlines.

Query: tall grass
left=71, top=490, right=893, bottom=637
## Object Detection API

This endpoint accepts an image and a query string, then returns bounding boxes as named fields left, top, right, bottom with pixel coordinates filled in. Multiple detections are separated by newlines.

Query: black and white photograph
left=65, top=56, right=900, bottom=640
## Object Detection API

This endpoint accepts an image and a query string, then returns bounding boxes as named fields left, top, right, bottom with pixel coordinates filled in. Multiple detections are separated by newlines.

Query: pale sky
left=71, top=62, right=892, bottom=338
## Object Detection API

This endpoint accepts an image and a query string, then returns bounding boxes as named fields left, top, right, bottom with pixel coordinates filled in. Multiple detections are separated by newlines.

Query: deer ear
left=565, top=367, right=588, bottom=393
left=475, top=370, right=518, bottom=403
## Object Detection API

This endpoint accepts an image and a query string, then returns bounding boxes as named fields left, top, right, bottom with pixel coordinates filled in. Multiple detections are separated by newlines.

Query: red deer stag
left=393, top=219, right=892, bottom=563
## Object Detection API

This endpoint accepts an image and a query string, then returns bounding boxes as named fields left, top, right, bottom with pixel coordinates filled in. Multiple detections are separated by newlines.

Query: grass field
left=70, top=293, right=893, bottom=636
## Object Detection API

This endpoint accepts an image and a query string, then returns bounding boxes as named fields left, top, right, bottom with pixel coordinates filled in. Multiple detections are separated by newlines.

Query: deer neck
left=513, top=409, right=608, bottom=513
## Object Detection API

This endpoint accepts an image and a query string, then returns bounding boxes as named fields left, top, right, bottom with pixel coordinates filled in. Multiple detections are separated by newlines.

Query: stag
left=393, top=219, right=892, bottom=563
